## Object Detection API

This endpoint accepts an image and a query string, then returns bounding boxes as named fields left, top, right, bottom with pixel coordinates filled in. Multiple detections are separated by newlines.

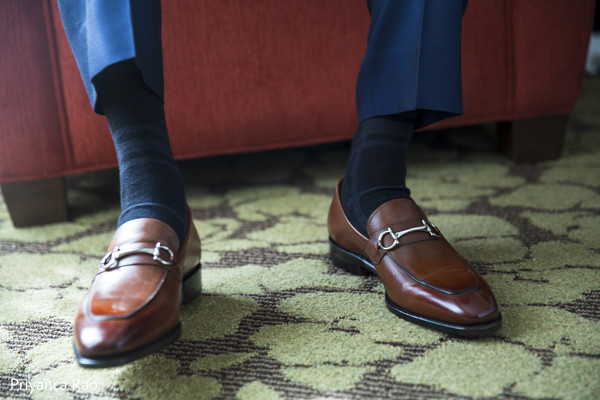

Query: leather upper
left=74, top=215, right=201, bottom=357
left=328, top=179, right=499, bottom=326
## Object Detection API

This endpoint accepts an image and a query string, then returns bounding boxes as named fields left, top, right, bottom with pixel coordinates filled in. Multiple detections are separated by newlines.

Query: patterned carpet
left=1, top=79, right=599, bottom=400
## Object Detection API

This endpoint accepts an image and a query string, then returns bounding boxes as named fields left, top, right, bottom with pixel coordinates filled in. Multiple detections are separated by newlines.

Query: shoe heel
left=182, top=263, right=202, bottom=304
left=329, top=238, right=374, bottom=276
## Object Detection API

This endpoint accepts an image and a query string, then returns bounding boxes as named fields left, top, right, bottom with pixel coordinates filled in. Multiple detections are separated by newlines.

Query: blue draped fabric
left=357, top=0, right=467, bottom=127
left=57, top=0, right=466, bottom=128
left=56, top=0, right=164, bottom=114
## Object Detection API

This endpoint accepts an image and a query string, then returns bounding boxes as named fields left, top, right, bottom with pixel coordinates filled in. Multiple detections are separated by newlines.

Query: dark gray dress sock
left=340, top=112, right=417, bottom=236
left=93, top=60, right=188, bottom=246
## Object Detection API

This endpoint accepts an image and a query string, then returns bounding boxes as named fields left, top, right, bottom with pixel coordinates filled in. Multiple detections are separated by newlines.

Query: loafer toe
left=328, top=179, right=501, bottom=336
left=73, top=212, right=202, bottom=368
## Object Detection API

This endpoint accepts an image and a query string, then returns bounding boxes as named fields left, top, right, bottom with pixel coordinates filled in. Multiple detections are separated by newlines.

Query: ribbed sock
left=340, top=112, right=416, bottom=236
left=93, top=60, right=188, bottom=246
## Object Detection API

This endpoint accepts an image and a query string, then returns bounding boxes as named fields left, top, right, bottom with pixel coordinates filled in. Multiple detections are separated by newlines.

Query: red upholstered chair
left=0, top=0, right=595, bottom=226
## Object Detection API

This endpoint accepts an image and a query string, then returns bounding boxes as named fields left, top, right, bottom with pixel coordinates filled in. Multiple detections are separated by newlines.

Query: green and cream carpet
left=1, top=80, right=599, bottom=400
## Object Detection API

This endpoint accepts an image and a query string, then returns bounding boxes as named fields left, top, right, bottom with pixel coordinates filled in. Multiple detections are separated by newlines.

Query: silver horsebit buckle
left=100, top=242, right=175, bottom=271
left=377, top=220, right=439, bottom=251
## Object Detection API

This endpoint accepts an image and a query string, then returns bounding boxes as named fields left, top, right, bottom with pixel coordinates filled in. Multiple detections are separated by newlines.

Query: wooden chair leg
left=498, top=114, right=569, bottom=163
left=1, top=177, right=69, bottom=227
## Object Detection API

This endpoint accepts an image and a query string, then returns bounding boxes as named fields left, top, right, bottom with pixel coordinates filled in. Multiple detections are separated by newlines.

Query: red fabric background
left=0, top=0, right=595, bottom=183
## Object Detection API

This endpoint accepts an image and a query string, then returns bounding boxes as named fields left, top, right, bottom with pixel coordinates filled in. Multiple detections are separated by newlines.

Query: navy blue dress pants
left=57, top=0, right=467, bottom=128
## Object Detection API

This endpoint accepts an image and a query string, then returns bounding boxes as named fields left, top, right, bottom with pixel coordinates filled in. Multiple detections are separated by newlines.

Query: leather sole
left=74, top=323, right=182, bottom=368
left=182, top=262, right=203, bottom=304
left=329, top=238, right=502, bottom=337
left=74, top=263, right=202, bottom=368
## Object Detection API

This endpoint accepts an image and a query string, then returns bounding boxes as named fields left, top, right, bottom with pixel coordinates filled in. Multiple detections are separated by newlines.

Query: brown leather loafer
left=328, top=180, right=501, bottom=336
left=73, top=211, right=202, bottom=368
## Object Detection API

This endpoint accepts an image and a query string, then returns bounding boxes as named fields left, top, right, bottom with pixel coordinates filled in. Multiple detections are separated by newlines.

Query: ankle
left=340, top=112, right=415, bottom=236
